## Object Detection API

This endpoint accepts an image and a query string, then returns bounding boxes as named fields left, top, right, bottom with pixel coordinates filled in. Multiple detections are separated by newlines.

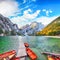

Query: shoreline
left=44, top=36, right=60, bottom=38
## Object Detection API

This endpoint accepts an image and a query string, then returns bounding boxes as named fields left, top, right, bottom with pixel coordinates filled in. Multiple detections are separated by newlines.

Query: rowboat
left=0, top=50, right=16, bottom=60
left=24, top=43, right=37, bottom=60
left=26, top=48, right=37, bottom=60
left=24, top=43, right=29, bottom=47
left=42, top=52, right=60, bottom=60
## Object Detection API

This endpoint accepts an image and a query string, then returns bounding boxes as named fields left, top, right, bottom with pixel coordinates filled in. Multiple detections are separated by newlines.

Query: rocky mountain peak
left=0, top=14, right=20, bottom=36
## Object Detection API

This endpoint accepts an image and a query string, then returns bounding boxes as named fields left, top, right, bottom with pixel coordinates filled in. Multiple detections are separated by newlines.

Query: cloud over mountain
left=11, top=9, right=40, bottom=28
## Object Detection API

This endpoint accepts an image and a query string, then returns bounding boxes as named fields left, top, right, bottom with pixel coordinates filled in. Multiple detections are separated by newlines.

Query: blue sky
left=16, top=0, right=60, bottom=16
left=0, top=0, right=60, bottom=28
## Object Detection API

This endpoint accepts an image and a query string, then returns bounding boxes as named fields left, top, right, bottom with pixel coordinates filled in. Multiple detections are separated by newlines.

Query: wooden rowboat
left=26, top=48, right=37, bottom=60
left=24, top=43, right=37, bottom=60
left=42, top=52, right=60, bottom=60
left=42, top=52, right=60, bottom=57
left=47, top=55, right=55, bottom=60
left=24, top=43, right=29, bottom=47
left=0, top=50, right=16, bottom=60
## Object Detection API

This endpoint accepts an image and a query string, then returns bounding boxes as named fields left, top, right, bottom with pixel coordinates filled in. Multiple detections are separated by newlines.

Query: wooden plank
left=16, top=39, right=27, bottom=60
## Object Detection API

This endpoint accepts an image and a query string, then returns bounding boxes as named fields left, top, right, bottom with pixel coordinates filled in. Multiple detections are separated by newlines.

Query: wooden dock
left=16, top=39, right=27, bottom=60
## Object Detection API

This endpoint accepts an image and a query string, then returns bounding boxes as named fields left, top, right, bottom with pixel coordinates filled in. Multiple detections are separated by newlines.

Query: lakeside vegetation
left=36, top=17, right=60, bottom=36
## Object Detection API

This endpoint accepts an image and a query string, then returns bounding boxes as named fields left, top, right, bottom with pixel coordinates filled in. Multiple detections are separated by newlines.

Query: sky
left=0, top=0, right=60, bottom=28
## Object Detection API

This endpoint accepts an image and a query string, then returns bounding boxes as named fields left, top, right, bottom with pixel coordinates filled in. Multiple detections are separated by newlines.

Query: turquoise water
left=0, top=36, right=19, bottom=53
left=22, top=36, right=60, bottom=60
left=0, top=36, right=60, bottom=60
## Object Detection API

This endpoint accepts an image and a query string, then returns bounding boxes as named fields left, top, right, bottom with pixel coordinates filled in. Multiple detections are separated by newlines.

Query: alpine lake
left=0, top=36, right=60, bottom=60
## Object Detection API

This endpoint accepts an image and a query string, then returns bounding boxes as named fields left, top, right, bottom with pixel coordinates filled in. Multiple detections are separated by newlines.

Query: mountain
left=19, top=22, right=44, bottom=35
left=36, top=17, right=60, bottom=36
left=0, top=14, right=21, bottom=36
left=0, top=14, right=44, bottom=36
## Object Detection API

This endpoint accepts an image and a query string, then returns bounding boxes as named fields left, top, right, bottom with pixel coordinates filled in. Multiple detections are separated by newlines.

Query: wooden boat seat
left=11, top=57, right=20, bottom=60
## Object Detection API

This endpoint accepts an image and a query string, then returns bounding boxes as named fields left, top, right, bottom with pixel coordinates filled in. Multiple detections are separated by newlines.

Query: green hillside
left=36, top=17, right=60, bottom=36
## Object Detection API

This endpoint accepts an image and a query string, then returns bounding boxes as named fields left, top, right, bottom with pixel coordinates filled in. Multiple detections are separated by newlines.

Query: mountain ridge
left=0, top=14, right=21, bottom=36
left=0, top=14, right=44, bottom=36
left=36, top=16, right=60, bottom=36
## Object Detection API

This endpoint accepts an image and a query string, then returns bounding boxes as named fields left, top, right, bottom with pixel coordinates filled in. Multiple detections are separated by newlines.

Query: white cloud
left=11, top=16, right=58, bottom=28
left=11, top=9, right=40, bottom=28
left=23, top=0, right=36, bottom=4
left=46, top=11, right=49, bottom=16
left=32, top=0, right=36, bottom=2
left=23, top=0, right=27, bottom=3
left=11, top=9, right=57, bottom=28
left=42, top=9, right=46, bottom=12
left=11, top=16, right=26, bottom=27
left=23, top=9, right=40, bottom=19
left=50, top=10, right=53, bottom=13
left=36, top=16, right=58, bottom=25
left=42, top=9, right=53, bottom=16
left=0, top=0, right=19, bottom=17
left=0, top=0, right=36, bottom=17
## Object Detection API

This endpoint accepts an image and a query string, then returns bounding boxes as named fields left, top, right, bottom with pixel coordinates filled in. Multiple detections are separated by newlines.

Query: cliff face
left=0, top=14, right=20, bottom=36
left=20, top=22, right=44, bottom=35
